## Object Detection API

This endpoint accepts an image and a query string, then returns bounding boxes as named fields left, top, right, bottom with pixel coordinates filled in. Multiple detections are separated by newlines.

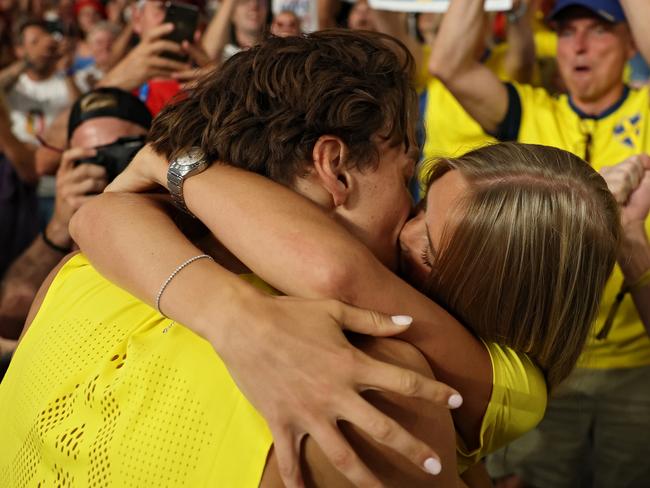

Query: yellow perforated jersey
left=510, top=83, right=650, bottom=369
left=0, top=254, right=273, bottom=487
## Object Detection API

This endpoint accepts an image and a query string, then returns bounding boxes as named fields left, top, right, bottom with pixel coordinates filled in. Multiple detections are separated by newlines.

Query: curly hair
left=148, top=29, right=418, bottom=185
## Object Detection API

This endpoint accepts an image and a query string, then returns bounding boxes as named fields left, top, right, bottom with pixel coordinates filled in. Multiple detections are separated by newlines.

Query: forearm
left=201, top=0, right=236, bottom=61
left=618, top=223, right=650, bottom=334
left=0, top=123, right=38, bottom=183
left=0, top=60, right=26, bottom=92
left=371, top=10, right=424, bottom=72
left=504, top=7, right=536, bottom=83
left=69, top=191, right=264, bottom=344
left=0, top=219, right=70, bottom=338
left=428, top=0, right=508, bottom=134
left=317, top=0, right=339, bottom=29
left=109, top=23, right=134, bottom=69
left=620, top=0, right=650, bottom=64
left=429, top=0, right=484, bottom=81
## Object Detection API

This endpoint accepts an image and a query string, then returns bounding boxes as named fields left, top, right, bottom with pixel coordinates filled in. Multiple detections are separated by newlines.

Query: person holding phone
left=99, top=0, right=209, bottom=115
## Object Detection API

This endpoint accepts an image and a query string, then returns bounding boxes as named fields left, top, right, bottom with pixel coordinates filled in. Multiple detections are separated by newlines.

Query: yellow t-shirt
left=0, top=254, right=546, bottom=482
left=506, top=83, right=650, bottom=369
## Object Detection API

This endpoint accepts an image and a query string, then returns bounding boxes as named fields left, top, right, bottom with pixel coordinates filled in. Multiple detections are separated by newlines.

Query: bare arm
left=0, top=223, right=69, bottom=340
left=503, top=0, right=537, bottom=84
left=109, top=22, right=135, bottom=70
left=317, top=0, right=340, bottom=29
left=34, top=109, right=69, bottom=176
left=0, top=60, right=27, bottom=92
left=619, top=222, right=650, bottom=334
left=371, top=9, right=424, bottom=74
left=600, top=155, right=650, bottom=334
left=200, top=0, right=237, bottom=61
left=429, top=0, right=509, bottom=134
left=0, top=106, right=37, bottom=183
left=620, top=0, right=650, bottom=65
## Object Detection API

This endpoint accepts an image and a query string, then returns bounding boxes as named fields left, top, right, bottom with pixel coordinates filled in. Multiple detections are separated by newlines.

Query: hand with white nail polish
left=212, top=295, right=463, bottom=487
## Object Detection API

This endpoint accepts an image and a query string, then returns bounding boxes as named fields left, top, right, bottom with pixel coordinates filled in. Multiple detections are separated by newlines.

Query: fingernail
left=448, top=393, right=463, bottom=409
left=391, top=315, right=413, bottom=326
left=423, top=457, right=441, bottom=475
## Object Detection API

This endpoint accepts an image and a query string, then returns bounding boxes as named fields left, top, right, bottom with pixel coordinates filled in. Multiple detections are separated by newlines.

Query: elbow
left=69, top=192, right=118, bottom=247
left=428, top=54, right=458, bottom=85
left=308, top=248, right=371, bottom=304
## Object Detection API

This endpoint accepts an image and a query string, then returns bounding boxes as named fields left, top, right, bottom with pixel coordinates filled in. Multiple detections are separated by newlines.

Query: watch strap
left=167, top=148, right=208, bottom=216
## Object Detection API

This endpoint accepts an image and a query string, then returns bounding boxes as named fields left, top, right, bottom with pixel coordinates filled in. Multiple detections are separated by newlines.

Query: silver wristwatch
left=167, top=148, right=208, bottom=215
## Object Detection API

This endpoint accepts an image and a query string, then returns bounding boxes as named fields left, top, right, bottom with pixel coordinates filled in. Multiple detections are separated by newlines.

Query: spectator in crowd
left=0, top=87, right=151, bottom=380
left=347, top=0, right=376, bottom=31
left=4, top=19, right=78, bottom=151
left=430, top=0, right=650, bottom=486
left=74, top=21, right=119, bottom=92
left=99, top=0, right=209, bottom=115
left=270, top=10, right=301, bottom=37
left=72, top=0, right=106, bottom=73
left=201, top=0, right=268, bottom=62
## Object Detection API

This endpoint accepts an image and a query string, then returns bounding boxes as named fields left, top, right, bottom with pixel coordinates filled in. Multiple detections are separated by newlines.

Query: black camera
left=74, top=135, right=146, bottom=182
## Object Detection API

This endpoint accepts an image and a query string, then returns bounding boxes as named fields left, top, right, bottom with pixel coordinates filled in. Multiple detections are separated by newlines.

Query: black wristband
left=42, top=228, right=71, bottom=254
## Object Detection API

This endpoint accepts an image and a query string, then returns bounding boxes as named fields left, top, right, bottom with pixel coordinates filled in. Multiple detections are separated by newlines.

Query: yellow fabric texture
left=0, top=255, right=547, bottom=482
left=457, top=342, right=547, bottom=473
left=511, top=82, right=650, bottom=369
left=0, top=254, right=273, bottom=487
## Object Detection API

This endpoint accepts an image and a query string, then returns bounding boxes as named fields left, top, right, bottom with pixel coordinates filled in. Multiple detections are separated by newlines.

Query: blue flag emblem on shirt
left=613, top=113, right=641, bottom=148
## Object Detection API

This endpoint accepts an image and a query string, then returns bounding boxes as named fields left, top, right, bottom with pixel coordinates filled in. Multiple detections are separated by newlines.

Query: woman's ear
left=312, top=135, right=353, bottom=207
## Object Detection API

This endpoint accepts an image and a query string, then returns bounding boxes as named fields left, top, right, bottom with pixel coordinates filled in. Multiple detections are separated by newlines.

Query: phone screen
left=162, top=2, right=199, bottom=61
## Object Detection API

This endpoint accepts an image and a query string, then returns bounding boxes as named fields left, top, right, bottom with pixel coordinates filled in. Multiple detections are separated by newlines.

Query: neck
left=26, top=66, right=54, bottom=81
left=235, top=28, right=259, bottom=49
left=571, top=83, right=626, bottom=117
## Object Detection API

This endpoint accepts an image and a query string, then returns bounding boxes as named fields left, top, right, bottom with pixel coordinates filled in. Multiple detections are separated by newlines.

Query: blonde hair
left=423, top=142, right=620, bottom=389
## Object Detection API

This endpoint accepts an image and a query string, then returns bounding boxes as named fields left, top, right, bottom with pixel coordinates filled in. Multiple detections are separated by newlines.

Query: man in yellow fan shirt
left=430, top=0, right=650, bottom=486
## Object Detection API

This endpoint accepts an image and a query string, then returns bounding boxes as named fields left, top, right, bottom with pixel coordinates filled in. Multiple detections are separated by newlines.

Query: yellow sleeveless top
left=456, top=342, right=547, bottom=473
left=0, top=254, right=273, bottom=487
left=0, top=254, right=546, bottom=484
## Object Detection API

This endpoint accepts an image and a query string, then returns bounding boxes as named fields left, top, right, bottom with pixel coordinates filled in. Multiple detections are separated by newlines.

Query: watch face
left=175, top=148, right=205, bottom=167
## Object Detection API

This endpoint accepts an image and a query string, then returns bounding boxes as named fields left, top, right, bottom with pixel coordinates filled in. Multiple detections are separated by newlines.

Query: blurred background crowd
left=0, top=0, right=649, bottom=486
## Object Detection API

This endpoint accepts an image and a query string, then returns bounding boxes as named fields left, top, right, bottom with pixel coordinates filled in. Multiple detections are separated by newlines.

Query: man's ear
left=312, top=135, right=353, bottom=207
left=15, top=46, right=24, bottom=60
